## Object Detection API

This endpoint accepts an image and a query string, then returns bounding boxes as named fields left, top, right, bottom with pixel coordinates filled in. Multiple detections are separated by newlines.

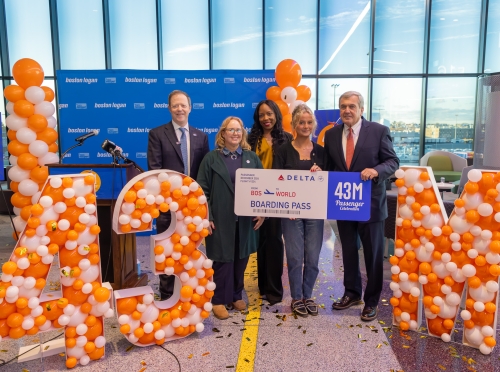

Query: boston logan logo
left=153, top=103, right=168, bottom=108
left=136, top=152, right=147, bottom=158
left=164, top=78, right=175, bottom=84
left=224, top=77, right=235, bottom=83
left=213, top=102, right=245, bottom=109
left=76, top=103, right=87, bottom=109
left=134, top=103, right=145, bottom=109
left=107, top=128, right=118, bottom=134
left=65, top=77, right=98, bottom=84
left=252, top=102, right=259, bottom=108
left=193, top=103, right=204, bottom=109
left=79, top=153, right=89, bottom=159
left=68, top=128, right=99, bottom=134
left=184, top=77, right=216, bottom=84
left=105, top=77, right=116, bottom=83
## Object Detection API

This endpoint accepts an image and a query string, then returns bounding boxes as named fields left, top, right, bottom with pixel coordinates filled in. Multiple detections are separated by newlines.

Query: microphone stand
left=59, top=141, right=84, bottom=164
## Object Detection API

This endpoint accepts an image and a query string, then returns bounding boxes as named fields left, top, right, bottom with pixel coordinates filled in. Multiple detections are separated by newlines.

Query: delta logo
left=278, top=174, right=316, bottom=181
left=278, top=175, right=284, bottom=181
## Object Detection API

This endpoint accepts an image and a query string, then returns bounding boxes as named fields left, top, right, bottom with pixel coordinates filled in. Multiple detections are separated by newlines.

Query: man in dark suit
left=147, top=90, right=210, bottom=300
left=324, top=91, right=399, bottom=321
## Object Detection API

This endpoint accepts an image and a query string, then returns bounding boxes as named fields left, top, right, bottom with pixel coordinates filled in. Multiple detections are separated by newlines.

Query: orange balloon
left=7, top=140, right=30, bottom=157
left=266, top=86, right=282, bottom=101
left=88, top=346, right=104, bottom=360
left=85, top=318, right=103, bottom=341
left=4, top=85, right=25, bottom=102
left=7, top=129, right=17, bottom=141
left=27, top=114, right=48, bottom=132
left=274, top=99, right=289, bottom=117
left=295, top=85, right=311, bottom=102
left=283, top=114, right=292, bottom=133
left=0, top=319, right=10, bottom=337
left=12, top=58, right=44, bottom=89
left=428, top=317, right=447, bottom=336
left=41, top=184, right=65, bottom=202
left=13, top=99, right=35, bottom=118
left=41, top=86, right=54, bottom=101
left=193, top=204, right=207, bottom=219
left=24, top=261, right=50, bottom=278
left=94, top=287, right=110, bottom=302
left=36, top=127, right=58, bottom=145
left=11, top=192, right=32, bottom=208
left=59, top=248, right=85, bottom=268
left=62, top=287, right=89, bottom=306
left=59, top=206, right=84, bottom=227
left=275, top=59, right=302, bottom=88
left=17, top=152, right=39, bottom=170
left=30, top=166, right=49, bottom=183
left=42, top=300, right=63, bottom=321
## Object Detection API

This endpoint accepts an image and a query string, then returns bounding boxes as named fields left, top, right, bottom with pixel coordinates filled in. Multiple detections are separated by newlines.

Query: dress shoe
left=331, top=295, right=362, bottom=310
left=361, top=306, right=378, bottom=321
left=212, top=305, right=229, bottom=320
left=232, top=300, right=247, bottom=311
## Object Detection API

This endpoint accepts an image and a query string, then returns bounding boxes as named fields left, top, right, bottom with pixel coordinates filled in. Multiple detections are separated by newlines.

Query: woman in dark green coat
left=197, top=116, right=264, bottom=320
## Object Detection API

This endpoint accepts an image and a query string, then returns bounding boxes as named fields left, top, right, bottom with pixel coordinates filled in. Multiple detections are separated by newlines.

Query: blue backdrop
left=56, top=70, right=276, bottom=169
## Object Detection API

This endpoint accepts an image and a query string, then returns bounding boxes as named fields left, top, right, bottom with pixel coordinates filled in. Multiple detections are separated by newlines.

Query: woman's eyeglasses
left=225, top=128, right=242, bottom=134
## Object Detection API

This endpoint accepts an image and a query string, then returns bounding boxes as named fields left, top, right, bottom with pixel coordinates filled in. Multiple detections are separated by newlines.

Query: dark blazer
left=323, top=118, right=399, bottom=222
left=197, top=150, right=263, bottom=262
left=273, top=141, right=325, bottom=170
left=147, top=121, right=210, bottom=179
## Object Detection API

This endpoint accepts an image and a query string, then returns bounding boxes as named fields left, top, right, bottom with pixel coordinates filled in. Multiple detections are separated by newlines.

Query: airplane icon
left=264, top=189, right=274, bottom=195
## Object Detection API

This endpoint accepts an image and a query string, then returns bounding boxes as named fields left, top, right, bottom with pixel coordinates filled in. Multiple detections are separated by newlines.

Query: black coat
left=323, top=118, right=399, bottom=222
left=147, top=121, right=209, bottom=179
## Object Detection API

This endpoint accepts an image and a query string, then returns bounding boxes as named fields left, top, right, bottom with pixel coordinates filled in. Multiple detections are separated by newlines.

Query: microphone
left=75, top=130, right=98, bottom=142
left=101, top=139, right=127, bottom=160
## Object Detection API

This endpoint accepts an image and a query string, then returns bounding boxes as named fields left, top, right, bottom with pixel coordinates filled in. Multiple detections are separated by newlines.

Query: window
left=57, top=0, right=105, bottom=69
left=374, top=0, right=426, bottom=74
left=373, top=78, right=423, bottom=164
left=265, top=0, right=317, bottom=74
left=425, top=77, right=476, bottom=155
left=428, top=0, right=481, bottom=74
left=5, top=0, right=54, bottom=75
left=317, top=78, right=369, bottom=115
left=109, top=0, right=158, bottom=69
left=160, top=0, right=209, bottom=70
left=212, top=0, right=262, bottom=69
left=318, top=0, right=371, bottom=75
left=485, top=0, right=500, bottom=73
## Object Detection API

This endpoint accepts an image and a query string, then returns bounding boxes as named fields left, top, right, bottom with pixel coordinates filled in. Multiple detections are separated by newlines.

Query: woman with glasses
left=248, top=100, right=293, bottom=305
left=273, top=104, right=324, bottom=317
left=197, top=117, right=265, bottom=320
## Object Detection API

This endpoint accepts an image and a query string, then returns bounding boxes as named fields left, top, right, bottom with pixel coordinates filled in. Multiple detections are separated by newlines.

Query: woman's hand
left=208, top=221, right=215, bottom=235
left=253, top=216, right=265, bottom=230
left=310, top=163, right=321, bottom=172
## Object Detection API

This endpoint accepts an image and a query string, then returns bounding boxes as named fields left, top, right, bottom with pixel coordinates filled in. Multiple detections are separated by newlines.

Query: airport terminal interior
left=1, top=0, right=500, bottom=371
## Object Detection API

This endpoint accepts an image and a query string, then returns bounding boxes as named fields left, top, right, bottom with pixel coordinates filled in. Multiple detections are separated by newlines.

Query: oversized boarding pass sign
left=234, top=169, right=371, bottom=221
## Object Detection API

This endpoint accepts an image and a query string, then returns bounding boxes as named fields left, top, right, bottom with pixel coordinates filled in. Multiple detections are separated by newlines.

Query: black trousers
left=257, top=217, right=284, bottom=302
left=212, top=222, right=249, bottom=305
left=336, top=220, right=385, bottom=307
left=157, top=211, right=175, bottom=300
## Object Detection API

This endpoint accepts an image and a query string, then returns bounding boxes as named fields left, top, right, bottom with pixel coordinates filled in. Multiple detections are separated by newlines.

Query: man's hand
left=361, top=168, right=378, bottom=181
left=208, top=221, right=215, bottom=235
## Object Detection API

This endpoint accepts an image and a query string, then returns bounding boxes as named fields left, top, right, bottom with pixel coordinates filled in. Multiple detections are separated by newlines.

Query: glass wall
left=425, top=77, right=476, bottom=156
left=57, top=0, right=106, bottom=70
left=265, top=0, right=317, bottom=74
left=318, top=0, right=371, bottom=75
left=160, top=0, right=209, bottom=70
left=211, top=0, right=263, bottom=69
left=372, top=78, right=423, bottom=164
left=109, top=0, right=158, bottom=69
left=1, top=0, right=500, bottom=170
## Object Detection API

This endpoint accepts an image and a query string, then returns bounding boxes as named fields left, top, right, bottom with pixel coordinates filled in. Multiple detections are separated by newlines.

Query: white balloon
left=467, top=169, right=482, bottom=182
left=288, top=99, right=305, bottom=114
left=38, top=152, right=59, bottom=166
left=25, top=86, right=45, bottom=104
left=18, top=179, right=39, bottom=196
left=28, top=140, right=49, bottom=157
left=280, top=86, right=297, bottom=104
left=16, top=127, right=37, bottom=144
left=8, top=165, right=30, bottom=182
left=6, top=101, right=14, bottom=115
left=9, top=155, right=18, bottom=166
left=5, top=113, right=27, bottom=131
left=47, top=116, right=57, bottom=129
left=34, top=101, right=55, bottom=117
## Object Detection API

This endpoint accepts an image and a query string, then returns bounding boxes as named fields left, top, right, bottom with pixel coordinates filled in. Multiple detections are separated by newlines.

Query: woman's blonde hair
left=215, top=116, right=251, bottom=150
left=291, top=103, right=318, bottom=137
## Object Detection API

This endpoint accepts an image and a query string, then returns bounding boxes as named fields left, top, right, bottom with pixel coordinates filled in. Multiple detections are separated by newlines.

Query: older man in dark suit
left=147, top=90, right=209, bottom=300
left=324, top=91, right=399, bottom=321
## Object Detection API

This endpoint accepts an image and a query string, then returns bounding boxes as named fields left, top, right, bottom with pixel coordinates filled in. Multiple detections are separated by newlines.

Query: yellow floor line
left=236, top=253, right=262, bottom=372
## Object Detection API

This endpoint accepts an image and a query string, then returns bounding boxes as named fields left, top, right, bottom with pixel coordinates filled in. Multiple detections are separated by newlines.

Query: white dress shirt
left=342, top=118, right=362, bottom=160
left=172, top=121, right=191, bottom=176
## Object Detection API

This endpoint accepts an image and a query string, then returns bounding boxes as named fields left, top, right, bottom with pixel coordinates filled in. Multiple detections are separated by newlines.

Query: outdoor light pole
left=331, top=83, right=340, bottom=109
